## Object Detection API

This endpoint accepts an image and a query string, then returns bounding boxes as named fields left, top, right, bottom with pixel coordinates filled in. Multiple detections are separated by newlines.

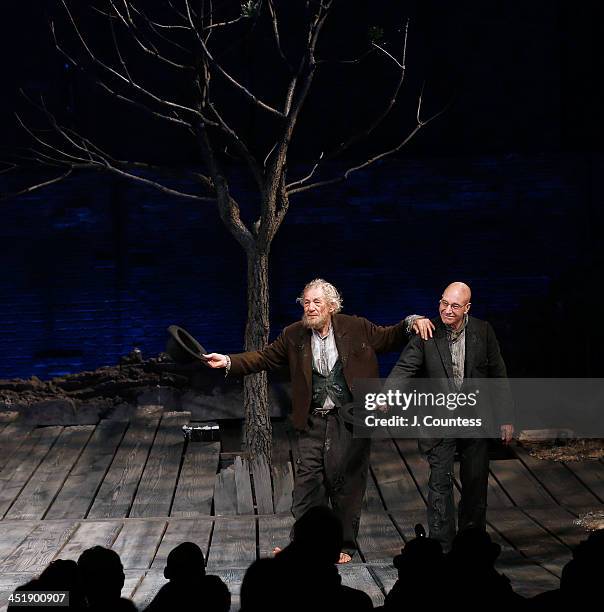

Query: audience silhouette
left=144, top=541, right=230, bottom=612
left=268, top=505, right=373, bottom=611
left=379, top=523, right=445, bottom=610
left=445, top=527, right=526, bottom=610
left=240, top=557, right=289, bottom=612
left=530, top=529, right=604, bottom=609
left=7, top=559, right=85, bottom=611
left=7, top=519, right=603, bottom=612
left=77, top=545, right=137, bottom=611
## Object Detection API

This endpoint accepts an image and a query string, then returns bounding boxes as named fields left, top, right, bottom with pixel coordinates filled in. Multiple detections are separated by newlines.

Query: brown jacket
left=230, top=313, right=408, bottom=430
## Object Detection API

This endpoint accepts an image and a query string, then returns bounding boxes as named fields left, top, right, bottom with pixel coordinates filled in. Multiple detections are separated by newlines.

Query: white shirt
left=311, top=323, right=339, bottom=409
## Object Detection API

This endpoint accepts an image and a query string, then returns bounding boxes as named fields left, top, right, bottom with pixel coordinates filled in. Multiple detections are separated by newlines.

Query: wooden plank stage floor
left=1, top=406, right=603, bottom=610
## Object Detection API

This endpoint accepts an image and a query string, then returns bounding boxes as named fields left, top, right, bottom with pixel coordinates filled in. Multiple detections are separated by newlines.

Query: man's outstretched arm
left=367, top=316, right=435, bottom=354
left=204, top=331, right=289, bottom=376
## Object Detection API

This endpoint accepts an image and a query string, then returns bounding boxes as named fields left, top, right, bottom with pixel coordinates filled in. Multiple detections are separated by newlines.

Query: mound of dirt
left=520, top=438, right=604, bottom=462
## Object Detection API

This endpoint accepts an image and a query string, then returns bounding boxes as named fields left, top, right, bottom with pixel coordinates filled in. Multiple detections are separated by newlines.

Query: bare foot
left=337, top=552, right=352, bottom=564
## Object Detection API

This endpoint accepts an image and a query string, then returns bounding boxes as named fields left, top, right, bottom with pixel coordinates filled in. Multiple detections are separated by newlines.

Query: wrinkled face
left=301, top=286, right=335, bottom=330
left=439, top=286, right=471, bottom=330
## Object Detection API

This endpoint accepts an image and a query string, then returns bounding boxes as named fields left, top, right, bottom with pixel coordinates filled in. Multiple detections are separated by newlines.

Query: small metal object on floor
left=183, top=423, right=220, bottom=442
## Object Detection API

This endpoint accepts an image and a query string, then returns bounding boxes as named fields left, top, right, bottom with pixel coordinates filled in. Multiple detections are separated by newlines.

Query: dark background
left=1, top=1, right=603, bottom=380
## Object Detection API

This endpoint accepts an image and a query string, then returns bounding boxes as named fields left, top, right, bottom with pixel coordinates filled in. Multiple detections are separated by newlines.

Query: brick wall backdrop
left=1, top=153, right=601, bottom=380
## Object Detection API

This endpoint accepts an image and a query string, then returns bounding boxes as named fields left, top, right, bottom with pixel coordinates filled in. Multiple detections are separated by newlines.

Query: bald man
left=387, top=282, right=513, bottom=552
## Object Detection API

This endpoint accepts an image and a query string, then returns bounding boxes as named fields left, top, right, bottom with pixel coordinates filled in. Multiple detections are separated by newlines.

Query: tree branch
left=195, top=121, right=254, bottom=250
left=23, top=147, right=86, bottom=167
left=315, top=50, right=372, bottom=65
left=265, top=1, right=333, bottom=195
left=257, top=0, right=334, bottom=240
left=288, top=90, right=447, bottom=196
left=371, top=41, right=405, bottom=70
left=0, top=163, right=17, bottom=175
left=94, top=78, right=196, bottom=128
left=266, top=0, right=293, bottom=72
left=184, top=0, right=285, bottom=118
left=108, top=2, right=133, bottom=82
left=263, top=141, right=278, bottom=168
left=50, top=22, right=202, bottom=130
left=0, top=168, right=73, bottom=201
left=206, top=101, right=264, bottom=189
left=128, top=3, right=193, bottom=54
left=166, top=0, right=192, bottom=24
left=271, top=175, right=289, bottom=240
left=101, top=0, right=195, bottom=71
left=15, top=111, right=91, bottom=165
left=287, top=20, right=411, bottom=191
left=56, top=127, right=214, bottom=190
left=55, top=2, right=204, bottom=120
left=204, top=15, right=246, bottom=30
left=15, top=104, right=216, bottom=203
left=100, top=163, right=216, bottom=200
left=286, top=152, right=323, bottom=191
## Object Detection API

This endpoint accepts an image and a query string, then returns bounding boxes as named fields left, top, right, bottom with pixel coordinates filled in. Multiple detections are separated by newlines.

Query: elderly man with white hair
left=205, top=279, right=433, bottom=563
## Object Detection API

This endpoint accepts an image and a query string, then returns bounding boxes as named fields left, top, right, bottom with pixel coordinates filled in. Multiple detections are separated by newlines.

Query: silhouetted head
left=37, top=559, right=78, bottom=589
left=164, top=542, right=206, bottom=581
left=560, top=558, right=581, bottom=593
left=77, top=546, right=124, bottom=603
left=12, top=563, right=81, bottom=612
left=562, top=529, right=604, bottom=595
left=572, top=529, right=604, bottom=562
left=30, top=559, right=85, bottom=609
left=393, top=524, right=443, bottom=576
left=241, top=558, right=288, bottom=612
left=449, top=527, right=500, bottom=568
left=291, top=505, right=343, bottom=565
left=202, top=574, right=231, bottom=612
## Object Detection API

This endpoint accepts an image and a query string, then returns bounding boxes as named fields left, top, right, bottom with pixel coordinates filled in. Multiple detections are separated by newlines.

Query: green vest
left=311, top=358, right=353, bottom=408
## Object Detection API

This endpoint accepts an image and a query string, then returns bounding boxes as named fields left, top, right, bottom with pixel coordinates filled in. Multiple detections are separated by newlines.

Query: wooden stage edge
left=0, top=411, right=603, bottom=610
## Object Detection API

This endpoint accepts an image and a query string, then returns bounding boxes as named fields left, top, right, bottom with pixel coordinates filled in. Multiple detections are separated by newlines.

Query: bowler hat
left=166, top=325, right=208, bottom=364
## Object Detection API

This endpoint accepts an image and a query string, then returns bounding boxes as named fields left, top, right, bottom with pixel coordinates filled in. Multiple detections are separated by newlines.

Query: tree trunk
left=243, top=248, right=272, bottom=460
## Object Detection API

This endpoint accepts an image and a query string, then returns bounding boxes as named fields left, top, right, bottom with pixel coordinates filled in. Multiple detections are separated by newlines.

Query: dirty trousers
left=423, top=437, right=489, bottom=552
left=291, top=412, right=370, bottom=554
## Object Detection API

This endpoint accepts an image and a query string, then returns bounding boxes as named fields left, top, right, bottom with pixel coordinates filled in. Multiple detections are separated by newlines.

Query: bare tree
left=5, top=1, right=443, bottom=460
